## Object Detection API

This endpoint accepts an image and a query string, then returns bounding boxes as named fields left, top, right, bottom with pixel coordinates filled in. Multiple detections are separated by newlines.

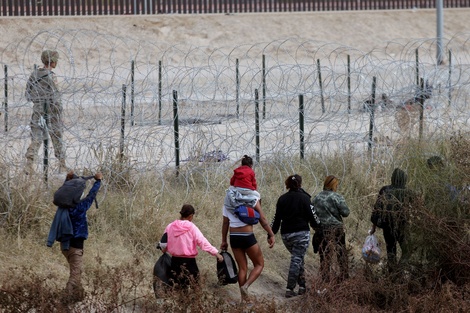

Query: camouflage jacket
left=312, top=190, right=350, bottom=227
left=25, top=67, right=62, bottom=116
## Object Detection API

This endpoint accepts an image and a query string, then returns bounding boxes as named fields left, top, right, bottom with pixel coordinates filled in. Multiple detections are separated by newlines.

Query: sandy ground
left=1, top=9, right=469, bottom=52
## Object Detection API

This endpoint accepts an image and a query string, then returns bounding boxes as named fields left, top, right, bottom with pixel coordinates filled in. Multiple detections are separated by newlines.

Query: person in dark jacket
left=370, top=168, right=415, bottom=273
left=312, top=175, right=350, bottom=282
left=271, top=174, right=320, bottom=298
left=60, top=170, right=102, bottom=302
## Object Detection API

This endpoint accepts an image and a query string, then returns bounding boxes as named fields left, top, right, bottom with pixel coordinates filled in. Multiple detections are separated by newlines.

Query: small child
left=230, top=155, right=261, bottom=210
left=231, top=155, right=257, bottom=190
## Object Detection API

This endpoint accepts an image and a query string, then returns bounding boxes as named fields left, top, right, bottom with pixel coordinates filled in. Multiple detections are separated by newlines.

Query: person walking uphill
left=370, top=168, right=415, bottom=273
left=221, top=197, right=275, bottom=302
left=159, top=204, right=223, bottom=289
left=271, top=174, right=320, bottom=298
left=25, top=50, right=66, bottom=174
left=47, top=171, right=103, bottom=303
left=312, top=175, right=350, bottom=283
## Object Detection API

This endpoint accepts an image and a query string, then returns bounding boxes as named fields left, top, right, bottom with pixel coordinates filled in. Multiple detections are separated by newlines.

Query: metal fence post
left=158, top=59, right=162, bottom=125
left=299, top=94, right=304, bottom=160
left=173, top=90, right=180, bottom=177
left=3, top=64, right=8, bottom=132
left=255, top=89, right=260, bottom=163
left=120, top=84, right=126, bottom=162
left=130, top=60, right=135, bottom=126
left=43, top=101, right=49, bottom=183
left=368, top=77, right=376, bottom=153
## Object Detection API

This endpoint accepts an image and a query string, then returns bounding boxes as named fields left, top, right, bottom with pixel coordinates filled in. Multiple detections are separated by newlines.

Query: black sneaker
left=285, top=289, right=297, bottom=298
left=298, top=287, right=307, bottom=295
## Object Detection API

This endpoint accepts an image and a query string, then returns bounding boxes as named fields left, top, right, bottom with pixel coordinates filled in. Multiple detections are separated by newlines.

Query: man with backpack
left=369, top=168, right=415, bottom=273
left=47, top=170, right=103, bottom=303
left=24, top=50, right=67, bottom=174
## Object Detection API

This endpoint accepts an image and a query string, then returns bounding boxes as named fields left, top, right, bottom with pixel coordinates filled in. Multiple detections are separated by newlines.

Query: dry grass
left=0, top=137, right=469, bottom=312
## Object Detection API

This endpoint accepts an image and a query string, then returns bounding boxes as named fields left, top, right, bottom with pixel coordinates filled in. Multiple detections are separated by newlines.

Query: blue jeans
left=281, top=230, right=310, bottom=290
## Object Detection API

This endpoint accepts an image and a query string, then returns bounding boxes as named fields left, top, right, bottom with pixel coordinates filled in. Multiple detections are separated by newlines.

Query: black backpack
left=217, top=250, right=238, bottom=285
left=25, top=73, right=49, bottom=102
left=53, top=176, right=93, bottom=208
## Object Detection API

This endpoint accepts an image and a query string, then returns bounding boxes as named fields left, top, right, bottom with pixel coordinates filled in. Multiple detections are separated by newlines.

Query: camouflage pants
left=61, top=247, right=85, bottom=301
left=281, top=230, right=310, bottom=291
left=25, top=112, right=65, bottom=167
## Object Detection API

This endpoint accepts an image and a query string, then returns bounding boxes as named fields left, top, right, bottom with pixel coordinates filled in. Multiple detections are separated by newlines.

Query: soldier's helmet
left=41, top=50, right=59, bottom=64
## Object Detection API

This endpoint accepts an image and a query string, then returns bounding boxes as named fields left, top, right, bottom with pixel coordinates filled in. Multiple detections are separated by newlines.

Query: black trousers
left=170, top=257, right=199, bottom=288
left=315, top=226, right=349, bottom=282
left=382, top=226, right=409, bottom=272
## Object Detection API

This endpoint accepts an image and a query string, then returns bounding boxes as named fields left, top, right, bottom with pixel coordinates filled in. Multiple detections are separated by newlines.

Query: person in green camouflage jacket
left=312, top=175, right=350, bottom=282
left=24, top=50, right=66, bottom=174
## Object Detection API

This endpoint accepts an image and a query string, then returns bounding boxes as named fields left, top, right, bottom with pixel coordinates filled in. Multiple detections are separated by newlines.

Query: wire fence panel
left=1, top=1, right=470, bottom=16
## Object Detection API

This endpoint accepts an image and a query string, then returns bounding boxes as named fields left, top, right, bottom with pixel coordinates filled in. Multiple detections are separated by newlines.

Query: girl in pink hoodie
left=160, top=204, right=223, bottom=288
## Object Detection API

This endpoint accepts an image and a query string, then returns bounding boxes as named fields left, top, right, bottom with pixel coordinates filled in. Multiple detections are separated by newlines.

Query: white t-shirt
left=222, top=205, right=247, bottom=228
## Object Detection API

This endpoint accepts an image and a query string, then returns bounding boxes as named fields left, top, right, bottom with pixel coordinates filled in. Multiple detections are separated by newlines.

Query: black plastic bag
left=153, top=252, right=172, bottom=286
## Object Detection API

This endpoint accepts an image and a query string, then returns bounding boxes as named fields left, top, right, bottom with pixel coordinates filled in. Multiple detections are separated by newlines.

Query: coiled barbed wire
left=1, top=30, right=470, bottom=190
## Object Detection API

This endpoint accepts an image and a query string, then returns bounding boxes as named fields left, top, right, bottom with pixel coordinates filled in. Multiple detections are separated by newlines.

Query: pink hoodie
left=164, top=220, right=219, bottom=258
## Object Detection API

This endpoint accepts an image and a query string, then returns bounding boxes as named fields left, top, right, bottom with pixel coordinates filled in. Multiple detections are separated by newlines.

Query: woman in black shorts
left=221, top=200, right=275, bottom=302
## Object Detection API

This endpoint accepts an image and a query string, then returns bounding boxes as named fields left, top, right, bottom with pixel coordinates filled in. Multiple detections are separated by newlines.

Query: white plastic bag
left=362, top=234, right=381, bottom=264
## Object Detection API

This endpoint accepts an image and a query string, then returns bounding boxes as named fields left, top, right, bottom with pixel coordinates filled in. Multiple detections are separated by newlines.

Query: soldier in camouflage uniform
left=271, top=174, right=320, bottom=298
left=312, top=175, right=350, bottom=282
left=25, top=50, right=66, bottom=174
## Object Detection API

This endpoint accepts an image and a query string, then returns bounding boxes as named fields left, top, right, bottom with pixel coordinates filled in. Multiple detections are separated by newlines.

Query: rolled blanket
left=224, top=186, right=259, bottom=212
